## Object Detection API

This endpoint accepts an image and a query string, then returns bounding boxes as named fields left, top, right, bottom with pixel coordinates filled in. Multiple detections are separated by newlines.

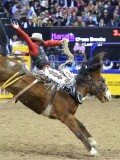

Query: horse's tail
left=0, top=20, right=9, bottom=56
left=59, top=38, right=75, bottom=71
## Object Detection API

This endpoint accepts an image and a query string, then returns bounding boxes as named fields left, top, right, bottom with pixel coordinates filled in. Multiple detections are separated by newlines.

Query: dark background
left=5, top=26, right=120, bottom=60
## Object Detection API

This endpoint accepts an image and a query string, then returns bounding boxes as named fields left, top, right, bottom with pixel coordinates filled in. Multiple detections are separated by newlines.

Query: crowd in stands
left=2, top=0, right=120, bottom=28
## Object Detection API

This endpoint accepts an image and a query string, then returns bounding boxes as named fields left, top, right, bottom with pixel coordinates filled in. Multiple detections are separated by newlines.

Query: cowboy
left=11, top=21, right=74, bottom=84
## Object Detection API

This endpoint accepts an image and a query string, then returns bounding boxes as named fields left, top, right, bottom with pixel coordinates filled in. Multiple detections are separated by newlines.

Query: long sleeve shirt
left=73, top=43, right=85, bottom=55
left=16, top=27, right=62, bottom=56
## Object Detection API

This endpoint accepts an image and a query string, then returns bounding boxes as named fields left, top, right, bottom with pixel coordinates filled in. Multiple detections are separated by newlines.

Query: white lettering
left=75, top=37, right=106, bottom=43
left=90, top=37, right=106, bottom=42
left=75, top=37, right=89, bottom=42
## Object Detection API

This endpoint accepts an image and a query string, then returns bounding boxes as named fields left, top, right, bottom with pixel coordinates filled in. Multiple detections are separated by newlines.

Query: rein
left=76, top=72, right=107, bottom=96
left=90, top=77, right=108, bottom=94
left=7, top=79, right=39, bottom=103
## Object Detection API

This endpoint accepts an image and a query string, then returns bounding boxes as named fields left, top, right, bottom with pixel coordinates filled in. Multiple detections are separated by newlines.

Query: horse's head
left=76, top=52, right=111, bottom=103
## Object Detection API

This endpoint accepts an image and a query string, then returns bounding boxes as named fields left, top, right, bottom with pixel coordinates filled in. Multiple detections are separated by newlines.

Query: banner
left=102, top=74, right=120, bottom=95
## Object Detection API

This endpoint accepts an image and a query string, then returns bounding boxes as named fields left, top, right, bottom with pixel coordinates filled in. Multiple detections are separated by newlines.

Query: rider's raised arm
left=11, top=22, right=38, bottom=56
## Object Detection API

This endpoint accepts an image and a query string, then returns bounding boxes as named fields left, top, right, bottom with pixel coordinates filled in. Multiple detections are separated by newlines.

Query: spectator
left=30, top=1, right=41, bottom=16
left=62, top=12, right=70, bottom=26
left=69, top=11, right=78, bottom=26
left=66, top=0, right=77, bottom=8
left=73, top=40, right=86, bottom=67
left=93, top=5, right=99, bottom=16
left=25, top=5, right=34, bottom=17
left=36, top=16, right=42, bottom=27
left=74, top=7, right=81, bottom=17
left=83, top=7, right=91, bottom=21
left=87, top=0, right=94, bottom=13
left=99, top=9, right=112, bottom=26
left=46, top=18, right=54, bottom=26
left=40, top=12, right=49, bottom=26
left=97, top=1, right=104, bottom=14
left=40, top=0, right=50, bottom=13
left=91, top=11, right=98, bottom=25
left=48, top=0, right=57, bottom=7
left=3, top=0, right=120, bottom=28
left=104, top=1, right=114, bottom=14
left=98, top=18, right=106, bottom=27
left=10, top=33, right=20, bottom=49
left=73, top=16, right=86, bottom=27
left=49, top=4, right=57, bottom=15
left=115, top=5, right=120, bottom=15
left=40, top=0, right=48, bottom=8
left=54, top=16, right=64, bottom=26
left=21, top=0, right=29, bottom=6
left=81, top=11, right=88, bottom=22
left=112, top=11, right=119, bottom=24
left=57, top=0, right=66, bottom=8
left=20, top=1, right=28, bottom=16
left=23, top=16, right=36, bottom=28
left=108, top=18, right=117, bottom=27
left=86, top=16, right=96, bottom=27
left=9, top=33, right=25, bottom=55
left=77, top=0, right=85, bottom=14
left=11, top=1, right=22, bottom=19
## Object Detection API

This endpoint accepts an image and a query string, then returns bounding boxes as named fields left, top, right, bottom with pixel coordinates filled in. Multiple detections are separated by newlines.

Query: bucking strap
left=1, top=69, right=26, bottom=90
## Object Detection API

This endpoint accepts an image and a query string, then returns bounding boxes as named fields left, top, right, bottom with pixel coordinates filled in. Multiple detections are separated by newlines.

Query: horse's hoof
left=90, top=147, right=99, bottom=156
left=88, top=137, right=98, bottom=148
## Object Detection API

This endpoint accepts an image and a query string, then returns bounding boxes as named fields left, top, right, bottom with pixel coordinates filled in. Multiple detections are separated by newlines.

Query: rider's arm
left=43, top=40, right=62, bottom=47
left=11, top=22, right=39, bottom=56
left=16, top=27, right=39, bottom=56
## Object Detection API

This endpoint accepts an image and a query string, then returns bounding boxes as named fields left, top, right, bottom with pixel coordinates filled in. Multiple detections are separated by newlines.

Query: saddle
left=33, top=67, right=85, bottom=104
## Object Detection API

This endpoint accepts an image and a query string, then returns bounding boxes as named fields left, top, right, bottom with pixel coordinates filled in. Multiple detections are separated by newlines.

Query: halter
left=76, top=72, right=108, bottom=97
left=87, top=75, right=108, bottom=95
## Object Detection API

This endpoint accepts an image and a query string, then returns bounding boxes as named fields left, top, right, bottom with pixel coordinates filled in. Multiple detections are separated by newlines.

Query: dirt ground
left=0, top=97, right=119, bottom=160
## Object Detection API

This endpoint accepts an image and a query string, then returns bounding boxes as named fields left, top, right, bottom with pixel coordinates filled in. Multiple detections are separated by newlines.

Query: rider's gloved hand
left=61, top=38, right=69, bottom=45
left=11, top=21, right=19, bottom=29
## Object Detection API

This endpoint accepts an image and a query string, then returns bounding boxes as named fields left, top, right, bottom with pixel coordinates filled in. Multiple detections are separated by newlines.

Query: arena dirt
left=0, top=98, right=119, bottom=160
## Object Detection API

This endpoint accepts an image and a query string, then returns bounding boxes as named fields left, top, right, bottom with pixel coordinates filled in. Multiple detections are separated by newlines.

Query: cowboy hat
left=30, top=33, right=44, bottom=41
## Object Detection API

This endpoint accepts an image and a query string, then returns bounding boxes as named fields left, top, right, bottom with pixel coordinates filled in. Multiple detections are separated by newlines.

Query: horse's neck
left=77, top=83, right=91, bottom=97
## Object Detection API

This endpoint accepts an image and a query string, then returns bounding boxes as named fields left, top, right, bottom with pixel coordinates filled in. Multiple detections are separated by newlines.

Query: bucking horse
left=0, top=21, right=111, bottom=156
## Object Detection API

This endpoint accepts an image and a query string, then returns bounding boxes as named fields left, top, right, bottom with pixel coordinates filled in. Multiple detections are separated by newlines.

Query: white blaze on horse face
left=105, top=89, right=111, bottom=101
left=41, top=104, right=52, bottom=117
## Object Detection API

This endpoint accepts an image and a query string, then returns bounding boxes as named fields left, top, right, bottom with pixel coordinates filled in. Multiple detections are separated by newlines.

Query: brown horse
left=0, top=53, right=111, bottom=156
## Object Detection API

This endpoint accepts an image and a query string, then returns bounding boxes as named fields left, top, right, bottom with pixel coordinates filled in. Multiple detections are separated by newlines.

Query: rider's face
left=32, top=40, right=43, bottom=45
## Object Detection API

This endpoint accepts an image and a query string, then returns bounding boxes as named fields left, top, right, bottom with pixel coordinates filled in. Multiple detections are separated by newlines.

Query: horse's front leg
left=75, top=118, right=97, bottom=148
left=59, top=114, right=98, bottom=156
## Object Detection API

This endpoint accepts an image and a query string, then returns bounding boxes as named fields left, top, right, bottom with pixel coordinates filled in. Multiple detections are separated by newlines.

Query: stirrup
left=77, top=93, right=83, bottom=104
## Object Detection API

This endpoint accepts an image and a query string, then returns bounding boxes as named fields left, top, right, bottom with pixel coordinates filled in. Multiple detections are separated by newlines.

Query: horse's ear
left=86, top=64, right=102, bottom=73
left=87, top=52, right=107, bottom=67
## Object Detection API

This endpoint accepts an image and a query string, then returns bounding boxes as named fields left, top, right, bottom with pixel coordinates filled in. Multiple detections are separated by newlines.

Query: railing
left=90, top=42, right=120, bottom=58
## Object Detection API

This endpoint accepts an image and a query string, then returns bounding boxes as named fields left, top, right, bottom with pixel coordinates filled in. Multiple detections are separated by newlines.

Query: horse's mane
left=87, top=52, right=107, bottom=67
left=76, top=52, right=107, bottom=84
